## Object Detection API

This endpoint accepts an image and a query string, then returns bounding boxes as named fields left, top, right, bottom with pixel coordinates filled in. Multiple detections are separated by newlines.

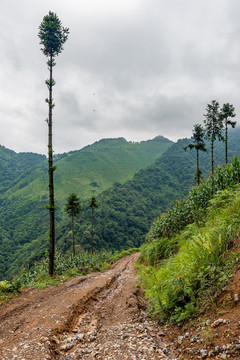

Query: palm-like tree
left=65, top=193, right=81, bottom=255
left=89, top=196, right=98, bottom=254
left=203, top=100, right=224, bottom=174
left=219, top=103, right=236, bottom=164
left=38, top=11, right=69, bottom=275
left=184, top=124, right=207, bottom=185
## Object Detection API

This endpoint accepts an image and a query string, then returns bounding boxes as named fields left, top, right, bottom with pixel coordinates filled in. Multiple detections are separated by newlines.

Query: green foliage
left=204, top=100, right=224, bottom=173
left=147, top=157, right=240, bottom=240
left=13, top=249, right=137, bottom=289
left=0, top=146, right=45, bottom=193
left=139, top=175, right=240, bottom=324
left=0, top=279, right=21, bottom=304
left=38, top=11, right=69, bottom=58
left=204, top=100, right=223, bottom=142
left=89, top=196, right=98, bottom=210
left=2, top=137, right=172, bottom=203
left=65, top=193, right=81, bottom=218
left=64, top=193, right=81, bottom=254
left=219, top=103, right=236, bottom=164
left=183, top=124, right=207, bottom=185
left=0, top=280, right=20, bottom=294
left=1, top=131, right=240, bottom=280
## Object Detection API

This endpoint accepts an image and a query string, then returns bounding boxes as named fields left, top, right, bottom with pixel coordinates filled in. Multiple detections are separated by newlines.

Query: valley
left=1, top=129, right=240, bottom=280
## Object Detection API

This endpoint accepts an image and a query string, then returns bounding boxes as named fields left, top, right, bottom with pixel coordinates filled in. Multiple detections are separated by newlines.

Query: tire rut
left=50, top=255, right=176, bottom=360
left=0, top=253, right=177, bottom=359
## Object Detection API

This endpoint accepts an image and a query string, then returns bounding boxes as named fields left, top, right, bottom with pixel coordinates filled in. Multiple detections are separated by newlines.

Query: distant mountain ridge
left=0, top=135, right=172, bottom=202
left=1, top=128, right=240, bottom=280
left=0, top=145, right=45, bottom=193
left=0, top=135, right=172, bottom=279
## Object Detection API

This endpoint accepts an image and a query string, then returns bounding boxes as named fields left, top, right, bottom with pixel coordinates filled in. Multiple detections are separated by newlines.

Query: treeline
left=185, top=100, right=236, bottom=185
left=0, top=147, right=46, bottom=193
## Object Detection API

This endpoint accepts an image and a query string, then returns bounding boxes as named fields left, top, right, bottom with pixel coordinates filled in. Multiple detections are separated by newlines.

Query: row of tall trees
left=184, top=100, right=236, bottom=185
left=65, top=194, right=98, bottom=256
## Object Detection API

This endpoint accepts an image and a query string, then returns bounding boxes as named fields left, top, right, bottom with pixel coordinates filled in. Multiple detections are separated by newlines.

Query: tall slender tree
left=38, top=12, right=69, bottom=275
left=89, top=196, right=98, bottom=254
left=65, top=193, right=81, bottom=255
left=183, top=124, right=207, bottom=185
left=219, top=103, right=236, bottom=164
left=203, top=100, right=223, bottom=174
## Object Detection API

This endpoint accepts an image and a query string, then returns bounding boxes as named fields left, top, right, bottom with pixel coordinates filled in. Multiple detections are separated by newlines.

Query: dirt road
left=0, top=253, right=176, bottom=359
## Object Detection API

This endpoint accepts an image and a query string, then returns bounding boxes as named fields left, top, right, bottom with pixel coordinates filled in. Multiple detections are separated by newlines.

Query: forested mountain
left=1, top=128, right=240, bottom=279
left=0, top=146, right=45, bottom=192
left=3, top=136, right=172, bottom=202
left=0, top=136, right=172, bottom=279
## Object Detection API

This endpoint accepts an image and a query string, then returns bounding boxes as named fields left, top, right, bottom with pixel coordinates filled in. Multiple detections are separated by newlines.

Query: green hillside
left=1, top=128, right=240, bottom=280
left=138, top=159, right=240, bottom=324
left=0, top=145, right=45, bottom=192
left=0, top=136, right=172, bottom=279
left=4, top=136, right=172, bottom=202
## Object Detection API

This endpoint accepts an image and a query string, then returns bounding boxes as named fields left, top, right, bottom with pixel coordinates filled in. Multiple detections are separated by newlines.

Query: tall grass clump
left=139, top=158, right=240, bottom=323
left=139, top=183, right=240, bottom=324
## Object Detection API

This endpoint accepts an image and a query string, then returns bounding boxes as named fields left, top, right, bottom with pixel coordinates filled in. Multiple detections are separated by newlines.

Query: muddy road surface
left=0, top=253, right=176, bottom=359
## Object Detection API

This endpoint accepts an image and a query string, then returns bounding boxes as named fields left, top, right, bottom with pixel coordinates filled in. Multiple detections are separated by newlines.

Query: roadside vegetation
left=0, top=248, right=138, bottom=304
left=138, top=157, right=240, bottom=324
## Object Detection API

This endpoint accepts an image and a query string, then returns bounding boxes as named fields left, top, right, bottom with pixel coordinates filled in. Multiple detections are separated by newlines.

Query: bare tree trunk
left=211, top=139, right=214, bottom=174
left=196, top=149, right=200, bottom=186
left=91, top=207, right=94, bottom=255
left=225, top=125, right=228, bottom=165
left=72, top=216, right=75, bottom=255
left=48, top=55, right=55, bottom=276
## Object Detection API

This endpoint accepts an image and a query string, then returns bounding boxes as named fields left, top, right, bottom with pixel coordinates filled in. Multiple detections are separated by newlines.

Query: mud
left=0, top=253, right=175, bottom=360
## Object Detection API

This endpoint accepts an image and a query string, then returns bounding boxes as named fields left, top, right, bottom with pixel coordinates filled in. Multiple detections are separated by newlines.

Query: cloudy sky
left=0, top=0, right=240, bottom=154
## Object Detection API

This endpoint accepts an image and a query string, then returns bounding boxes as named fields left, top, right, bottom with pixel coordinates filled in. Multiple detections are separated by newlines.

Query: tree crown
left=65, top=193, right=81, bottom=218
left=38, top=11, right=69, bottom=58
left=183, top=124, right=207, bottom=152
left=220, top=103, right=236, bottom=128
left=89, top=196, right=98, bottom=209
left=203, top=100, right=223, bottom=142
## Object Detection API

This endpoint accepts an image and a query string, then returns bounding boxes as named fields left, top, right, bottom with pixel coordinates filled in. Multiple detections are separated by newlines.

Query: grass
left=138, top=183, right=240, bottom=324
left=147, top=157, right=240, bottom=241
left=0, top=280, right=21, bottom=305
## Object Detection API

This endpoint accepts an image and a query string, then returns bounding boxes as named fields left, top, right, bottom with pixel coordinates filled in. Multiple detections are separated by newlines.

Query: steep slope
left=4, top=136, right=172, bottom=202
left=0, top=145, right=46, bottom=192
left=138, top=163, right=240, bottom=359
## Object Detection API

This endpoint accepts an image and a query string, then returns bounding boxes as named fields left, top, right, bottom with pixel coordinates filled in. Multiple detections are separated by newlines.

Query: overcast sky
left=0, top=0, right=240, bottom=154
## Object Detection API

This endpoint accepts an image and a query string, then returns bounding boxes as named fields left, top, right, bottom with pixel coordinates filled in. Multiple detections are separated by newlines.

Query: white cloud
left=0, top=0, right=240, bottom=154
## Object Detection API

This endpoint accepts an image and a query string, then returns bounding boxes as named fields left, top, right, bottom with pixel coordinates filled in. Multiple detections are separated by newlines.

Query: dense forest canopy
left=0, top=128, right=239, bottom=279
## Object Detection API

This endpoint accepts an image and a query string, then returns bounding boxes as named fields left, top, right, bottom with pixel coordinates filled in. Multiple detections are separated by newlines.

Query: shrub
left=147, top=157, right=240, bottom=241
left=139, top=181, right=240, bottom=323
